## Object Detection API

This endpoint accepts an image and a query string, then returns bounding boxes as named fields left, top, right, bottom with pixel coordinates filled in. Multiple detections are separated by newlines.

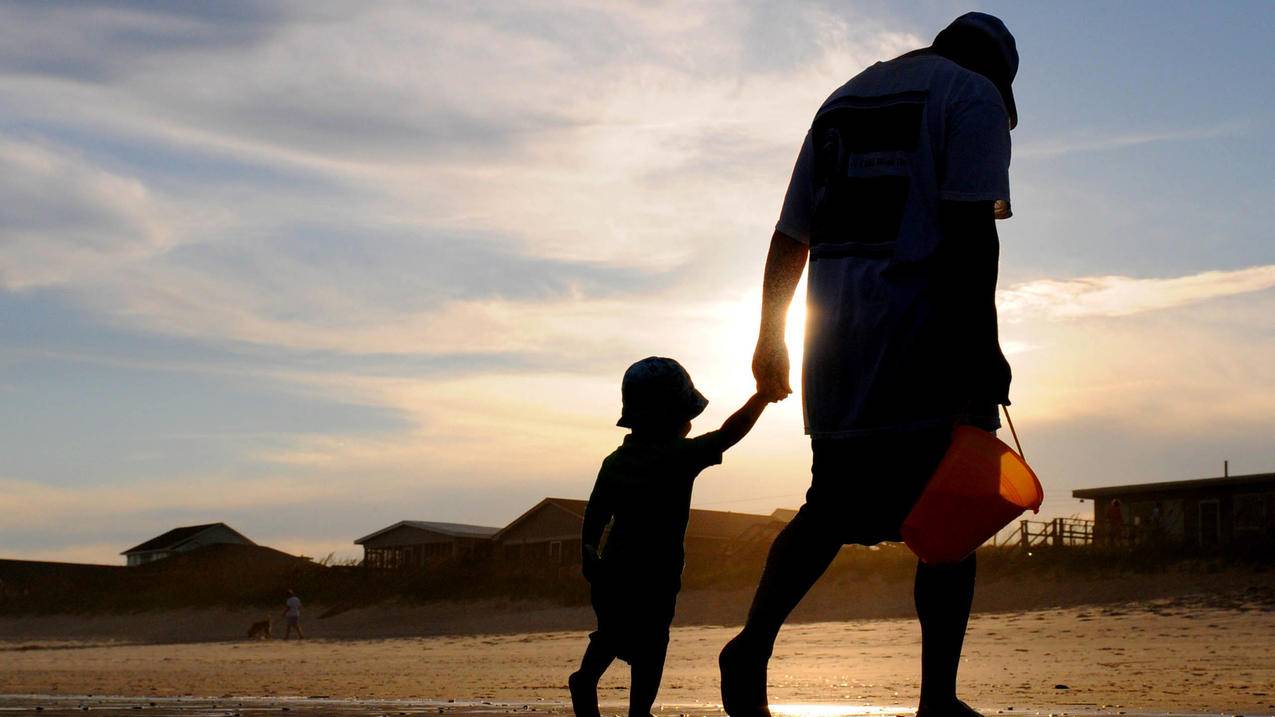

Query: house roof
left=770, top=508, right=798, bottom=522
left=1072, top=472, right=1275, bottom=499
left=354, top=520, right=501, bottom=545
left=686, top=508, right=773, bottom=540
left=494, top=496, right=774, bottom=542
left=120, top=522, right=254, bottom=555
left=493, top=498, right=586, bottom=540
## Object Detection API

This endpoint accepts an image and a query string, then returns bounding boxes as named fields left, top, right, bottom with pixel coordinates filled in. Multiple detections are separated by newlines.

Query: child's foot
left=916, top=698, right=982, bottom=717
left=568, top=671, right=601, bottom=717
left=719, top=634, right=772, bottom=717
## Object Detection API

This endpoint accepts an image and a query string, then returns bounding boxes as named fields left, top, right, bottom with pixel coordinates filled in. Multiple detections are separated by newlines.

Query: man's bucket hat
left=616, top=357, right=709, bottom=429
left=933, top=12, right=1019, bottom=129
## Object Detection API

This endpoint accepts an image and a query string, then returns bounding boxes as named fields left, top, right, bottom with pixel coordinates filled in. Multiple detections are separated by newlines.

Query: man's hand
left=754, top=230, right=807, bottom=403
left=581, top=544, right=602, bottom=583
left=753, top=335, right=792, bottom=402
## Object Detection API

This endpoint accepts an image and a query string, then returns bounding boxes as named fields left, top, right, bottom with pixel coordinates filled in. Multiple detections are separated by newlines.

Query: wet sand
left=0, top=697, right=1260, bottom=717
left=3, top=600, right=1273, bottom=715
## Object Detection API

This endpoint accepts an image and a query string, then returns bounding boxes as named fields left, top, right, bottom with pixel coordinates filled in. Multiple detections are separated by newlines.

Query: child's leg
left=570, top=632, right=615, bottom=717
left=627, top=633, right=669, bottom=717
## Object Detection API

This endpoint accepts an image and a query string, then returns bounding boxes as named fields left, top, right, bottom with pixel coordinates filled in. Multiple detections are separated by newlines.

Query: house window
left=549, top=541, right=563, bottom=563
left=1234, top=493, right=1266, bottom=532
left=421, top=542, right=453, bottom=560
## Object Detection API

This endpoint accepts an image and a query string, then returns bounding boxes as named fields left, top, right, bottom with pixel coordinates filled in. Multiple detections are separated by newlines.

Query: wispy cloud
left=0, top=2, right=920, bottom=345
left=1015, top=122, right=1246, bottom=159
left=999, top=264, right=1275, bottom=321
left=0, top=136, right=180, bottom=289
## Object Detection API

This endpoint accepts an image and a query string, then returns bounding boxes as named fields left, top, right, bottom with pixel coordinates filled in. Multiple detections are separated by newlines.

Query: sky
left=2, top=1, right=1273, bottom=564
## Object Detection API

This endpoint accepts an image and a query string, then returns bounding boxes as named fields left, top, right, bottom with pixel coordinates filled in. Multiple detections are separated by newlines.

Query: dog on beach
left=247, top=617, right=272, bottom=640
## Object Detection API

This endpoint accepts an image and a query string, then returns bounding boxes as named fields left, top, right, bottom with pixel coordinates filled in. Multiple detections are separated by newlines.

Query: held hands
left=752, top=335, right=792, bottom=403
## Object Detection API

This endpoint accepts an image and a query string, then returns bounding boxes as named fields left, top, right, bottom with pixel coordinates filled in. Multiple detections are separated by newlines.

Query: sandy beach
left=3, top=594, right=1273, bottom=715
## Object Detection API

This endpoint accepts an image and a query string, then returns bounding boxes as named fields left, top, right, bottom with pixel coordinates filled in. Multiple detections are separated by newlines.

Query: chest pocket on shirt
left=810, top=91, right=927, bottom=258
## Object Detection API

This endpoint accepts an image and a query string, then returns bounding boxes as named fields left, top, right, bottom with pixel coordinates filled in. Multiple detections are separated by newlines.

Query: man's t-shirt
left=776, top=52, right=1012, bottom=437
left=583, top=431, right=725, bottom=584
left=285, top=596, right=301, bottom=618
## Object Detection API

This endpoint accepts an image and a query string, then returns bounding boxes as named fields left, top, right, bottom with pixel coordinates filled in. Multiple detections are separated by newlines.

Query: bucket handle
left=1001, top=404, right=1025, bottom=459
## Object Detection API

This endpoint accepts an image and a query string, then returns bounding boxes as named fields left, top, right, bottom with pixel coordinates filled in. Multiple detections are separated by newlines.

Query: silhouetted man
left=720, top=13, right=1019, bottom=717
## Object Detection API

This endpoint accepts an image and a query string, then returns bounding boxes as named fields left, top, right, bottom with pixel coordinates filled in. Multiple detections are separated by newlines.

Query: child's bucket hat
left=616, top=357, right=709, bottom=429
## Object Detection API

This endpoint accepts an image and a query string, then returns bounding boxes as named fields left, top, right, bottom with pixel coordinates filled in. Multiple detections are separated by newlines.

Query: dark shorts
left=799, top=420, right=992, bottom=546
left=590, top=567, right=677, bottom=663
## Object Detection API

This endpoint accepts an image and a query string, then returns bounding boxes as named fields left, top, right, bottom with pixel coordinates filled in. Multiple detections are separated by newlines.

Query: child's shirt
left=582, top=430, right=726, bottom=584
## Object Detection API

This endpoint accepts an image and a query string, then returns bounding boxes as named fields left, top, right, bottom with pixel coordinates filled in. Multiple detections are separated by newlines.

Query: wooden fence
left=1017, top=517, right=1094, bottom=551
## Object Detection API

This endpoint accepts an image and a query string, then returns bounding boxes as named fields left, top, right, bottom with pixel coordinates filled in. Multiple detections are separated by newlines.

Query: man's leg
left=627, top=634, right=669, bottom=717
left=570, top=632, right=615, bottom=717
left=915, top=554, right=978, bottom=715
left=741, top=512, right=844, bottom=645
left=720, top=511, right=843, bottom=717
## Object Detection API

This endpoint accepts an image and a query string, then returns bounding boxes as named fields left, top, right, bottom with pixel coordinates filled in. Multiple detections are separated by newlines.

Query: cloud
left=0, top=473, right=346, bottom=532
left=1015, top=122, right=1245, bottom=159
left=998, top=264, right=1275, bottom=322
left=0, top=136, right=179, bottom=289
left=0, top=1, right=286, bottom=83
left=0, top=1, right=922, bottom=355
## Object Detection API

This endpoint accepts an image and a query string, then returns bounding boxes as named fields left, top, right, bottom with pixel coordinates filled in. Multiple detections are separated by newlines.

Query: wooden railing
left=1017, top=517, right=1094, bottom=551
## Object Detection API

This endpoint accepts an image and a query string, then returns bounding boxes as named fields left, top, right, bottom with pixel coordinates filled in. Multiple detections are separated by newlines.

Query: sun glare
left=701, top=278, right=809, bottom=403
left=769, top=704, right=912, bottom=717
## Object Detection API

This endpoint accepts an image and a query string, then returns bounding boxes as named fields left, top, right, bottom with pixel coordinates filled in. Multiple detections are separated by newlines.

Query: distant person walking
left=1105, top=499, right=1125, bottom=546
left=282, top=589, right=304, bottom=639
left=720, top=13, right=1020, bottom=717
left=569, top=357, right=776, bottom=717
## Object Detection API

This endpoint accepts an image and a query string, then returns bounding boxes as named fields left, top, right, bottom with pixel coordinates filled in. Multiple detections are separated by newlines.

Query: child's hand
left=757, top=385, right=789, bottom=404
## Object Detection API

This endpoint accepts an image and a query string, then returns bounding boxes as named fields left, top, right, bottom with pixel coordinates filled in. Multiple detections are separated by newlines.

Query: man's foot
left=719, top=634, right=772, bottom=717
left=568, top=671, right=601, bottom=717
left=916, top=698, right=982, bottom=717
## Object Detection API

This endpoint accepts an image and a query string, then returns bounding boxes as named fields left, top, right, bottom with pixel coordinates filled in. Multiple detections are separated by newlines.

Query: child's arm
left=580, top=477, right=613, bottom=581
left=716, top=392, right=771, bottom=451
left=581, top=503, right=609, bottom=563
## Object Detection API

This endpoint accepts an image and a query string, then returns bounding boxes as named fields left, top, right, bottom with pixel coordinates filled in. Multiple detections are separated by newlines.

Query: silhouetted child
left=569, top=357, right=774, bottom=717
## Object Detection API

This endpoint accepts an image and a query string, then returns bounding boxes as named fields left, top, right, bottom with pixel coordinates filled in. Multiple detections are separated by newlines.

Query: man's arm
left=753, top=229, right=809, bottom=400
left=937, top=199, right=1011, bottom=405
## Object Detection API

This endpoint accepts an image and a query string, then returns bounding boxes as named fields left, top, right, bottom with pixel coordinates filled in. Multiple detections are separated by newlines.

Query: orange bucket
left=901, top=413, right=1043, bottom=564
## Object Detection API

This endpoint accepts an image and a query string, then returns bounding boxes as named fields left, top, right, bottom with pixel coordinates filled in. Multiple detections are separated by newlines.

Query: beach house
left=120, top=522, right=255, bottom=566
left=492, top=497, right=789, bottom=569
left=1073, top=471, right=1274, bottom=548
left=354, top=521, right=500, bottom=569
